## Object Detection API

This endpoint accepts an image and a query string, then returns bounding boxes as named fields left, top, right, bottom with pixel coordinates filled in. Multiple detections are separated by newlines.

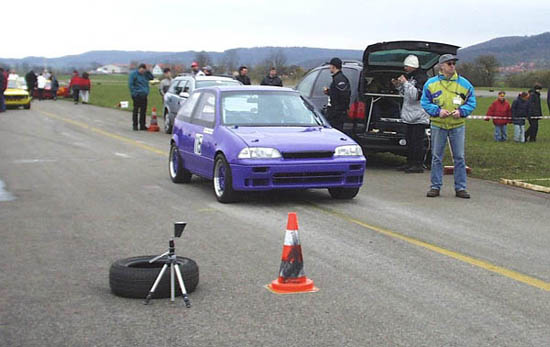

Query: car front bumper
left=230, top=157, right=366, bottom=191
left=5, top=95, right=31, bottom=107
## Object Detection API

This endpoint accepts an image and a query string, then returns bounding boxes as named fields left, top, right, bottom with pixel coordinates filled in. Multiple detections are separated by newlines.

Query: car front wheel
left=169, top=144, right=192, bottom=183
left=213, top=154, right=237, bottom=203
left=328, top=187, right=360, bottom=199
left=164, top=109, right=172, bottom=134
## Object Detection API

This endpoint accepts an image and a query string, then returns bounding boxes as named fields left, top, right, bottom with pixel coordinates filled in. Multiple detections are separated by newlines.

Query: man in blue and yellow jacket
left=421, top=54, right=476, bottom=199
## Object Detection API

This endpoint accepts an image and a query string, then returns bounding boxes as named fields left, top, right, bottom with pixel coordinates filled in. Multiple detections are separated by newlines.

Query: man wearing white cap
left=393, top=55, right=429, bottom=173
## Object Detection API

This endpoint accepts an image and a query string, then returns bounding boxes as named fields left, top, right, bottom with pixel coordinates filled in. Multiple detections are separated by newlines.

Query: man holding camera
left=421, top=54, right=476, bottom=199
left=128, top=63, right=154, bottom=131
left=323, top=57, right=350, bottom=132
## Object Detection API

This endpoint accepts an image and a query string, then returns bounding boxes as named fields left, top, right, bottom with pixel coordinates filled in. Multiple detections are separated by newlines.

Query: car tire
left=328, top=187, right=360, bottom=199
left=24, top=103, right=31, bottom=110
left=164, top=109, right=172, bottom=134
left=169, top=143, right=192, bottom=183
left=109, top=255, right=199, bottom=299
left=213, top=154, right=237, bottom=203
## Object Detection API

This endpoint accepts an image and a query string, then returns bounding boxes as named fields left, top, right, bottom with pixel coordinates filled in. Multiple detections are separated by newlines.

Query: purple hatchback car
left=169, top=86, right=366, bottom=202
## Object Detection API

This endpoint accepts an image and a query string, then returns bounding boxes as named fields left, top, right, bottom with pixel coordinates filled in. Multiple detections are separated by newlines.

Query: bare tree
left=475, top=55, right=500, bottom=87
left=194, top=51, right=213, bottom=68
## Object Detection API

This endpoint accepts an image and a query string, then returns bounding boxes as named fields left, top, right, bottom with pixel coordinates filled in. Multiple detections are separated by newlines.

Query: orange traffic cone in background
left=267, top=212, right=317, bottom=294
left=148, top=107, right=160, bottom=132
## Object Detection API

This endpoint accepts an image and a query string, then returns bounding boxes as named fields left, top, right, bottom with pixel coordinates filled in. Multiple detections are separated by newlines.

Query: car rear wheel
left=169, top=143, right=192, bottom=183
left=328, top=187, right=360, bottom=199
left=164, top=109, right=172, bottom=134
left=213, top=154, right=237, bottom=203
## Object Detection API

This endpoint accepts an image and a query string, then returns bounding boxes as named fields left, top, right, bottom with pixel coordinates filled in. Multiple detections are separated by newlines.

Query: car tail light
left=348, top=101, right=366, bottom=120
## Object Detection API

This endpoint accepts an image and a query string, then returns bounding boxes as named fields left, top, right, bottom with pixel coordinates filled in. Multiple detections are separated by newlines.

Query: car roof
left=199, top=86, right=297, bottom=93
left=174, top=75, right=236, bottom=82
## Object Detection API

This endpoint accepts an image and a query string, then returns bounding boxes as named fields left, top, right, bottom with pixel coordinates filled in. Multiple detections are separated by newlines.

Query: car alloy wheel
left=213, top=154, right=236, bottom=203
left=164, top=110, right=172, bottom=134
left=169, top=144, right=191, bottom=183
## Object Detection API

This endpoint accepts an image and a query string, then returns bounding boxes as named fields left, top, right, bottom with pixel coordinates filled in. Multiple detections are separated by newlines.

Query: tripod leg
left=170, top=263, right=175, bottom=302
left=144, top=264, right=169, bottom=305
left=174, top=264, right=191, bottom=308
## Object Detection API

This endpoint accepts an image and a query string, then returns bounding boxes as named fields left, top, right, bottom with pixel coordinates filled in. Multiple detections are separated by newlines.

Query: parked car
left=169, top=86, right=366, bottom=203
left=163, top=75, right=241, bottom=133
left=5, top=77, right=31, bottom=109
left=295, top=41, right=459, bottom=164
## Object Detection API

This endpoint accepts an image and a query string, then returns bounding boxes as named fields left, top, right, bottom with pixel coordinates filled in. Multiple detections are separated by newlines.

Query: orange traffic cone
left=148, top=107, right=160, bottom=132
left=267, top=212, right=318, bottom=294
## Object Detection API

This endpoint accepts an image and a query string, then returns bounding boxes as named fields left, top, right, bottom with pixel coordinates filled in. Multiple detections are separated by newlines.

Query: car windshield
left=7, top=79, right=27, bottom=89
left=196, top=80, right=241, bottom=88
left=368, top=49, right=440, bottom=69
left=221, top=91, right=322, bottom=127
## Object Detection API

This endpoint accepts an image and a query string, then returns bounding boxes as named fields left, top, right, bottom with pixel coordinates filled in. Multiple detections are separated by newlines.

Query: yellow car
left=5, top=77, right=31, bottom=109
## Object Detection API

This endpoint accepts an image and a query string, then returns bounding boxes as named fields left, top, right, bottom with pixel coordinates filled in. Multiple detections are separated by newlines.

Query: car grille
left=281, top=151, right=334, bottom=159
left=6, top=95, right=27, bottom=101
left=272, top=171, right=344, bottom=185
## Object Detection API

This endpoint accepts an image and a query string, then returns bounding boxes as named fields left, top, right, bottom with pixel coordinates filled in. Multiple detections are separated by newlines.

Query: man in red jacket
left=485, top=91, right=511, bottom=142
left=68, top=70, right=82, bottom=104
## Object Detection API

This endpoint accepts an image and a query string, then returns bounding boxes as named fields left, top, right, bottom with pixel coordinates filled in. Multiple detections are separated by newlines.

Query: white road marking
left=0, top=179, right=16, bottom=202
left=114, top=152, right=132, bottom=159
left=13, top=159, right=58, bottom=164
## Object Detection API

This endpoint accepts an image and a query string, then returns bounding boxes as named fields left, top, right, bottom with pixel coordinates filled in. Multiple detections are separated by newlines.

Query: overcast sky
left=3, top=0, right=549, bottom=58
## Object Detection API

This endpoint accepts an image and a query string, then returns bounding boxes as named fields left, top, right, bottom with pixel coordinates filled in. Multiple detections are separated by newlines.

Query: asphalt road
left=1, top=100, right=550, bottom=347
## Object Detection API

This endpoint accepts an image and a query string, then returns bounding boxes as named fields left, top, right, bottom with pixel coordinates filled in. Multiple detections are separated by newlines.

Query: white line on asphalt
left=0, top=179, right=16, bottom=202
left=114, top=152, right=132, bottom=159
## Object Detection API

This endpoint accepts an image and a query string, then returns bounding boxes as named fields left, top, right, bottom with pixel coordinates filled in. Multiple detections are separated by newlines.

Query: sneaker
left=455, top=190, right=471, bottom=199
left=426, top=189, right=440, bottom=197
left=405, top=166, right=424, bottom=173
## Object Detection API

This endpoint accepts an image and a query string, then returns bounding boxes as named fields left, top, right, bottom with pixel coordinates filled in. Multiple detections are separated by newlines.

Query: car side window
left=176, top=92, right=201, bottom=122
left=191, top=92, right=216, bottom=128
left=312, top=69, right=333, bottom=97
left=168, top=80, right=182, bottom=94
left=296, top=70, right=319, bottom=97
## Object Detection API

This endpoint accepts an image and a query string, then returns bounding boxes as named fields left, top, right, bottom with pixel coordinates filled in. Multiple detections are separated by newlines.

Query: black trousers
left=525, top=118, right=539, bottom=142
left=132, top=95, right=148, bottom=128
left=406, top=123, right=427, bottom=167
left=326, top=109, right=346, bottom=132
left=37, top=88, right=44, bottom=100
left=72, top=87, right=79, bottom=102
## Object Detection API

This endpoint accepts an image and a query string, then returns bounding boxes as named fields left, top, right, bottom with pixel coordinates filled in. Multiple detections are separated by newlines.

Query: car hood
left=4, top=88, right=29, bottom=96
left=227, top=126, right=355, bottom=152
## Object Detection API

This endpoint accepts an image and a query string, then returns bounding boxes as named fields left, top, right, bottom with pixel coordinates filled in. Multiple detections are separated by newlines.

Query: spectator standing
left=547, top=87, right=549, bottom=115
left=50, top=73, right=59, bottom=100
left=525, top=84, right=542, bottom=142
left=25, top=70, right=37, bottom=97
left=485, top=91, right=511, bottom=142
left=203, top=65, right=213, bottom=76
left=79, top=72, right=91, bottom=104
left=69, top=70, right=81, bottom=104
left=235, top=66, right=251, bottom=85
left=191, top=62, right=205, bottom=77
left=323, top=58, right=351, bottom=132
left=511, top=92, right=529, bottom=143
left=393, top=55, right=429, bottom=173
left=37, top=73, right=47, bottom=101
left=128, top=63, right=154, bottom=131
left=0, top=68, right=6, bottom=112
left=421, top=54, right=476, bottom=199
left=158, top=68, right=172, bottom=97
left=260, top=67, right=283, bottom=87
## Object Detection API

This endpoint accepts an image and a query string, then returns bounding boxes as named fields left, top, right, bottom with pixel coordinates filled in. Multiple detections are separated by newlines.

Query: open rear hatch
left=356, top=41, right=459, bottom=148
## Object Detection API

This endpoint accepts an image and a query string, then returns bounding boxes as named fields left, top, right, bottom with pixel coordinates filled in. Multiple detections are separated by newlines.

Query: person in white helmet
left=392, top=54, right=429, bottom=173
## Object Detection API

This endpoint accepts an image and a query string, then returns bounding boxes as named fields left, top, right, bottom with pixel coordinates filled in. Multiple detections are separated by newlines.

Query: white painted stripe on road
left=0, top=179, right=16, bottom=202
left=114, top=152, right=132, bottom=159
left=13, top=159, right=58, bottom=164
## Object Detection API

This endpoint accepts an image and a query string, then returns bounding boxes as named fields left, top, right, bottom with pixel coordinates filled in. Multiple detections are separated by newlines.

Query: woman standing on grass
left=79, top=72, right=91, bottom=104
left=511, top=92, right=529, bottom=143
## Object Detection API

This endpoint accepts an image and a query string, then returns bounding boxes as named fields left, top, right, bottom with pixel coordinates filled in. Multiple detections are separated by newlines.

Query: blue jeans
left=514, top=125, right=525, bottom=142
left=430, top=125, right=467, bottom=191
left=494, top=125, right=507, bottom=141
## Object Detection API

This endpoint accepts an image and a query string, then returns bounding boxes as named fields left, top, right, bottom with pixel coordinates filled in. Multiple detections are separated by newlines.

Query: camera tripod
left=144, top=223, right=191, bottom=307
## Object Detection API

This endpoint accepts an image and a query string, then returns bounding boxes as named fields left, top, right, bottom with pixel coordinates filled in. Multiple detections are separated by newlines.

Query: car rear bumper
left=230, top=158, right=366, bottom=191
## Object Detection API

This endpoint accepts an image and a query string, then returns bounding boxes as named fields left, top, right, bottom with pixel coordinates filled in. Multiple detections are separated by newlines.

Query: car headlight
left=334, top=145, right=363, bottom=157
left=238, top=147, right=282, bottom=159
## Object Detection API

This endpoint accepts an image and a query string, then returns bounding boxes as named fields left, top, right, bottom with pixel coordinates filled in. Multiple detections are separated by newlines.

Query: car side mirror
left=179, top=92, right=190, bottom=98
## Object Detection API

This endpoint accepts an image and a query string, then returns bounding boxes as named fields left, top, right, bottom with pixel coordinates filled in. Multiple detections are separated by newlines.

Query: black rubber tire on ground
left=213, top=154, right=237, bottom=203
left=164, top=109, right=172, bottom=134
left=24, top=103, right=31, bottom=110
left=109, top=255, right=199, bottom=299
left=328, top=187, right=360, bottom=199
left=169, top=143, right=192, bottom=183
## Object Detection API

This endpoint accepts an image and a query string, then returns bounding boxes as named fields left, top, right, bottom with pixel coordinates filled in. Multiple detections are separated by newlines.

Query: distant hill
left=458, top=32, right=550, bottom=68
left=0, top=47, right=363, bottom=71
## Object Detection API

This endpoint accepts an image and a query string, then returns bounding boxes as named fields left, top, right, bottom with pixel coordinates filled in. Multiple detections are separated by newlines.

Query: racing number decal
left=194, top=133, right=203, bottom=155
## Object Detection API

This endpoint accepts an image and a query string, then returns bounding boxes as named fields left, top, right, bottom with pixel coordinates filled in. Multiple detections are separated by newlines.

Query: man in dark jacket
left=0, top=68, right=6, bottom=112
left=511, top=92, right=529, bottom=143
left=260, top=67, right=283, bottom=87
left=323, top=58, right=350, bottom=131
left=25, top=70, right=37, bottom=97
left=128, top=63, right=154, bottom=131
left=235, top=66, right=251, bottom=85
left=525, top=84, right=542, bottom=142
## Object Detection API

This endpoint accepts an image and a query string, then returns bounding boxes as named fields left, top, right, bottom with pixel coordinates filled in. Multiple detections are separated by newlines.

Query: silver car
left=163, top=75, right=242, bottom=133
